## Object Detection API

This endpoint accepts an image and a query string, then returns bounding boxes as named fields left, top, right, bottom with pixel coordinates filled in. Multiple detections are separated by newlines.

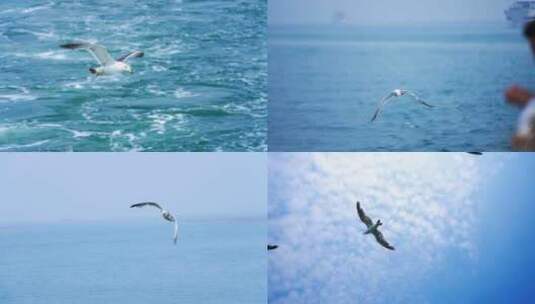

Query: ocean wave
left=151, top=65, right=168, bottom=72
left=109, top=130, right=143, bottom=152
left=0, top=140, right=50, bottom=151
left=174, top=88, right=196, bottom=99
left=38, top=123, right=96, bottom=138
left=146, top=84, right=167, bottom=96
left=0, top=87, right=36, bottom=102
left=21, top=2, right=53, bottom=14
left=13, top=50, right=71, bottom=61
left=148, top=43, right=187, bottom=58
left=148, top=113, right=175, bottom=134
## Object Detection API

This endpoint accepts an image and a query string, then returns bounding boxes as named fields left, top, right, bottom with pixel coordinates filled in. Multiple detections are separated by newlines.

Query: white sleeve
left=517, top=97, right=535, bottom=136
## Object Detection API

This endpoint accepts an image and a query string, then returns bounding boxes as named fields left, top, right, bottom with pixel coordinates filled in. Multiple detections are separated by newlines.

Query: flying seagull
left=467, top=152, right=483, bottom=155
left=130, top=202, right=178, bottom=244
left=267, top=244, right=279, bottom=251
left=356, top=201, right=394, bottom=250
left=371, top=89, right=433, bottom=122
left=60, top=42, right=144, bottom=76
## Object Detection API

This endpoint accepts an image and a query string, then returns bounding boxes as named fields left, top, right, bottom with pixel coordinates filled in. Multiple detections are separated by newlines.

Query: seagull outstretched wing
left=371, top=92, right=396, bottom=122
left=372, top=229, right=395, bottom=250
left=173, top=220, right=178, bottom=245
left=130, top=201, right=163, bottom=210
left=60, top=42, right=115, bottom=66
left=116, top=51, right=144, bottom=62
left=356, top=201, right=373, bottom=228
left=405, top=91, right=434, bottom=108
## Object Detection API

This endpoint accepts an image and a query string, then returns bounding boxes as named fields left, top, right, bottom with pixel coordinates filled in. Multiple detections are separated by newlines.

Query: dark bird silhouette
left=356, top=202, right=395, bottom=250
left=467, top=152, right=483, bottom=155
left=267, top=244, right=279, bottom=251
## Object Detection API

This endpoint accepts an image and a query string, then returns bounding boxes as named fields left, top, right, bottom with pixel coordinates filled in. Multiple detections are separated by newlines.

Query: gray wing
left=173, top=220, right=178, bottom=245
left=116, top=50, right=144, bottom=62
left=405, top=91, right=434, bottom=108
left=130, top=202, right=163, bottom=210
left=372, top=229, right=395, bottom=250
left=356, top=201, right=373, bottom=228
left=371, top=92, right=396, bottom=122
left=60, top=42, right=114, bottom=65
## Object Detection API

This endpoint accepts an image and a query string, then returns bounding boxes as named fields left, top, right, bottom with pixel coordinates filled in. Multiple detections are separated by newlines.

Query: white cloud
left=268, top=153, right=506, bottom=304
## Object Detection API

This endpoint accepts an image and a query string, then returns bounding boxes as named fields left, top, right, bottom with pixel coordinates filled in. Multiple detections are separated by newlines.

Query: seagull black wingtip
left=60, top=43, right=83, bottom=49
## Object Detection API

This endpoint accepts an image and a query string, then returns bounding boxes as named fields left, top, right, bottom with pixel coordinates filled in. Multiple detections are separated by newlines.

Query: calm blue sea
left=269, top=23, right=535, bottom=151
left=0, top=0, right=266, bottom=151
left=0, top=219, right=266, bottom=304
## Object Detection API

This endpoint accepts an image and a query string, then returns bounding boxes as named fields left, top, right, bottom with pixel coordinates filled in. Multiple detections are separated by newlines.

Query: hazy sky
left=269, top=0, right=512, bottom=25
left=268, top=153, right=535, bottom=303
left=0, top=153, right=266, bottom=224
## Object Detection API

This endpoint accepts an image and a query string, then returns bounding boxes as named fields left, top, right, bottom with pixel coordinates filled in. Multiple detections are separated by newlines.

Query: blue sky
left=269, top=0, right=512, bottom=25
left=268, top=153, right=535, bottom=303
left=0, top=153, right=266, bottom=224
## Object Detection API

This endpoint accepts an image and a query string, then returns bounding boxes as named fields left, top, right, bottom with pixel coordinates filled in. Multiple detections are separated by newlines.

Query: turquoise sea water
left=0, top=219, right=266, bottom=304
left=269, top=24, right=535, bottom=151
left=0, top=0, right=266, bottom=151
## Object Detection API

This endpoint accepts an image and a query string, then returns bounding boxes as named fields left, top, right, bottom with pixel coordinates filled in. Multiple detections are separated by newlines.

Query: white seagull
left=371, top=89, right=434, bottom=122
left=60, top=42, right=144, bottom=76
left=130, top=202, right=178, bottom=244
left=356, top=202, right=395, bottom=250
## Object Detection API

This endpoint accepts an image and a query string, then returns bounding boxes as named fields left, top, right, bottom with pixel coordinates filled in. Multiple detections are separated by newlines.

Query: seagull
left=267, top=244, right=279, bottom=251
left=356, top=202, right=394, bottom=250
left=467, top=152, right=483, bottom=155
left=371, top=89, right=433, bottom=122
left=60, top=42, right=144, bottom=76
left=130, top=202, right=178, bottom=244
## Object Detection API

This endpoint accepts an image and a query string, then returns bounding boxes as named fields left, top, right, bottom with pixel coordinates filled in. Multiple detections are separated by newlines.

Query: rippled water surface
left=0, top=219, right=266, bottom=304
left=0, top=0, right=266, bottom=151
left=269, top=24, right=535, bottom=151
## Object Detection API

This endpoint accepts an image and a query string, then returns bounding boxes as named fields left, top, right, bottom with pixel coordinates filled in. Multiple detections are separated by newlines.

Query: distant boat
left=505, top=1, right=535, bottom=26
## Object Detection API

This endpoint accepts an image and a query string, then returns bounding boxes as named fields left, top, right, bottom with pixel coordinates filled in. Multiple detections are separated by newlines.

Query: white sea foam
left=36, top=51, right=68, bottom=60
left=0, top=87, right=36, bottom=102
left=147, top=85, right=167, bottom=96
left=21, top=3, right=52, bottom=14
left=174, top=88, right=196, bottom=99
left=36, top=123, right=95, bottom=138
left=109, top=130, right=143, bottom=151
left=0, top=140, right=50, bottom=151
left=151, top=65, right=167, bottom=72
left=14, top=50, right=71, bottom=61
left=148, top=113, right=175, bottom=134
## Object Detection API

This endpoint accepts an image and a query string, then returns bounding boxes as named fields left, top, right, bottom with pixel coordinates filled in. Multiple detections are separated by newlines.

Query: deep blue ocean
left=269, top=23, right=535, bottom=151
left=0, top=0, right=266, bottom=151
left=0, top=219, right=266, bottom=304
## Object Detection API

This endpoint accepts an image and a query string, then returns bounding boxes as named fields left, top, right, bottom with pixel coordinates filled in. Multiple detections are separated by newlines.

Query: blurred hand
left=512, top=134, right=535, bottom=151
left=505, top=85, right=534, bottom=107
